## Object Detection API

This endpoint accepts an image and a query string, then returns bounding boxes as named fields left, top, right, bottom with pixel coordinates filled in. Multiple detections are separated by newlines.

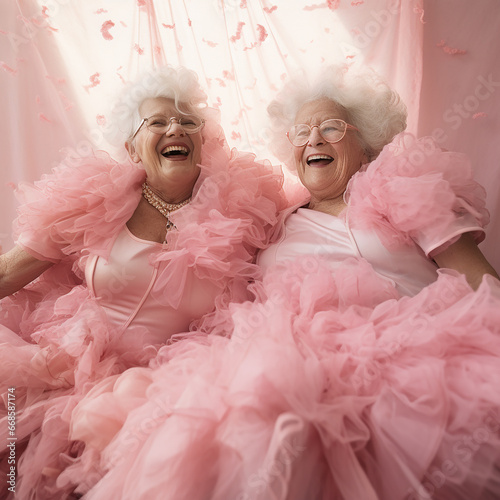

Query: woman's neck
left=307, top=195, right=347, bottom=217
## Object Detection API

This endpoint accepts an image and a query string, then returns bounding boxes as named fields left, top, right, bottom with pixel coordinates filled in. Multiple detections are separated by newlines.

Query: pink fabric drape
left=1, top=0, right=498, bottom=271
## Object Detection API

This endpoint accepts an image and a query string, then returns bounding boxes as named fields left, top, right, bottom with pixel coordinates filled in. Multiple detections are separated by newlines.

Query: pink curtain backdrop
left=1, top=0, right=498, bottom=271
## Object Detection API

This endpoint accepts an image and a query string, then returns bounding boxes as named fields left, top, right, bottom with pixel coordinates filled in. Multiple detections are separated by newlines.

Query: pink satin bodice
left=85, top=226, right=220, bottom=345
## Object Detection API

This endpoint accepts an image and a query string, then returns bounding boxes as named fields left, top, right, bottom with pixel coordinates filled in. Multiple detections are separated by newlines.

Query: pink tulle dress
left=0, top=137, right=286, bottom=499
left=64, top=134, right=500, bottom=500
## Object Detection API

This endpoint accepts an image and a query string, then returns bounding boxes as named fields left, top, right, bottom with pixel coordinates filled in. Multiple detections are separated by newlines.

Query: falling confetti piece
left=84, top=72, right=101, bottom=92
left=134, top=43, right=144, bottom=55
left=257, top=24, right=268, bottom=43
left=231, top=131, right=242, bottom=141
left=414, top=6, right=425, bottom=23
left=303, top=3, right=328, bottom=11
left=437, top=40, right=466, bottom=55
left=472, top=112, right=487, bottom=119
left=203, top=38, right=218, bottom=47
left=351, top=0, right=364, bottom=5
left=327, top=0, right=340, bottom=9
left=230, top=22, right=245, bottom=43
left=162, top=23, right=175, bottom=29
left=39, top=113, right=51, bottom=123
left=0, top=62, right=17, bottom=76
left=263, top=5, right=277, bottom=13
left=101, top=20, right=115, bottom=40
left=96, top=114, right=107, bottom=126
left=45, top=74, right=66, bottom=85
left=240, top=0, right=247, bottom=7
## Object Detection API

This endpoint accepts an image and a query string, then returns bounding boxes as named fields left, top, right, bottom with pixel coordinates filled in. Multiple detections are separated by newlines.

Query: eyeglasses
left=131, top=114, right=205, bottom=140
left=287, top=119, right=359, bottom=147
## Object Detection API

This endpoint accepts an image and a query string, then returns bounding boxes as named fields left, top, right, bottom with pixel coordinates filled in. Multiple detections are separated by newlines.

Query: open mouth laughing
left=306, top=154, right=334, bottom=166
left=161, top=144, right=190, bottom=159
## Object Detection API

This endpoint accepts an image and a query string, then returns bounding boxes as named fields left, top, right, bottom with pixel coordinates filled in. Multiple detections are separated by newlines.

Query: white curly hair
left=105, top=66, right=221, bottom=147
left=267, top=64, right=408, bottom=171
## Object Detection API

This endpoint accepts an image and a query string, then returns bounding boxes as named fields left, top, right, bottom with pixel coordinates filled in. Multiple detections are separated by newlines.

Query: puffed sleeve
left=13, top=151, right=145, bottom=263
left=346, top=133, right=489, bottom=257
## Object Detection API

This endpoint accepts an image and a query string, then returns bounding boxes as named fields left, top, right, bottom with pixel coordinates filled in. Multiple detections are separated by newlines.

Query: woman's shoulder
left=345, top=133, right=489, bottom=254
left=14, top=150, right=145, bottom=263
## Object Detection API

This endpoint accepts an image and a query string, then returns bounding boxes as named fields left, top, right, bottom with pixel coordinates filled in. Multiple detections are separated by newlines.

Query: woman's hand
left=0, top=245, right=54, bottom=299
left=433, top=232, right=499, bottom=290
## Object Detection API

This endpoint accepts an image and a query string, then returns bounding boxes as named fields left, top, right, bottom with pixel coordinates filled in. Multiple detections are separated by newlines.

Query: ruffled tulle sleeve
left=13, top=151, right=145, bottom=263
left=147, top=138, right=288, bottom=309
left=346, top=133, right=489, bottom=257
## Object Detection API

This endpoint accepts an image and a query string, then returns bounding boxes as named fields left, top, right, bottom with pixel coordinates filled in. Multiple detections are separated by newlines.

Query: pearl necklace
left=141, top=182, right=191, bottom=234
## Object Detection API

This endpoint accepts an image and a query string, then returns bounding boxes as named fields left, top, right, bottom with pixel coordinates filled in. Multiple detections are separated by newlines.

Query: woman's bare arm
left=0, top=245, right=54, bottom=299
left=433, top=232, right=499, bottom=290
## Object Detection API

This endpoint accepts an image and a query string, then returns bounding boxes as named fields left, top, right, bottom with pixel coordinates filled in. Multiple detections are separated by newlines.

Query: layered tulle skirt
left=62, top=257, right=500, bottom=500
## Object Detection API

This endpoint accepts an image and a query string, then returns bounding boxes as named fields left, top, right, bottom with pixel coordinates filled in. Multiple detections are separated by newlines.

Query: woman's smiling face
left=293, top=98, right=367, bottom=203
left=128, top=97, right=203, bottom=200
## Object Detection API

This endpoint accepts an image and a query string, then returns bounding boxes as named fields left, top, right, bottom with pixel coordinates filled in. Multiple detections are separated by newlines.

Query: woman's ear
left=125, top=140, right=141, bottom=163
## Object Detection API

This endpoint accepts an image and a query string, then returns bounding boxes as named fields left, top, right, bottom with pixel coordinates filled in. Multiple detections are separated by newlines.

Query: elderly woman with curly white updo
left=262, top=65, right=498, bottom=293
left=0, top=66, right=285, bottom=498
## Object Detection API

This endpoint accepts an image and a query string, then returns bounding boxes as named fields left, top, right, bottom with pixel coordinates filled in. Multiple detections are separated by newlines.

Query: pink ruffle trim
left=346, top=133, right=489, bottom=254
left=13, top=151, right=144, bottom=264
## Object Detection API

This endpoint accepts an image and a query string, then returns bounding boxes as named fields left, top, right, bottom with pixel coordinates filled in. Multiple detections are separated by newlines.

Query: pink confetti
left=134, top=43, right=144, bottom=55
left=213, top=96, right=222, bottom=109
left=116, top=71, right=126, bottom=84
left=0, top=62, right=17, bottom=76
left=101, top=20, right=115, bottom=40
left=472, top=112, right=487, bottom=119
left=203, top=38, right=218, bottom=47
left=120, top=21, right=128, bottom=27
left=240, top=0, right=247, bottom=7
left=216, top=78, right=226, bottom=87
left=137, top=0, right=146, bottom=5
left=414, top=6, right=425, bottom=23
left=230, top=22, right=245, bottom=43
left=45, top=74, right=66, bottom=84
left=327, top=0, right=340, bottom=9
left=188, top=19, right=192, bottom=27
left=263, top=5, right=277, bottom=13
left=39, top=113, right=51, bottom=123
left=162, top=23, right=175, bottom=29
left=303, top=3, right=328, bottom=11
left=257, top=24, right=268, bottom=43
left=437, top=40, right=466, bottom=55
left=96, top=114, right=107, bottom=126
left=42, top=6, right=49, bottom=18
left=222, top=70, right=234, bottom=80
left=94, top=8, right=108, bottom=14
left=84, top=72, right=101, bottom=92
left=351, top=0, right=364, bottom=5
left=231, top=131, right=241, bottom=141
